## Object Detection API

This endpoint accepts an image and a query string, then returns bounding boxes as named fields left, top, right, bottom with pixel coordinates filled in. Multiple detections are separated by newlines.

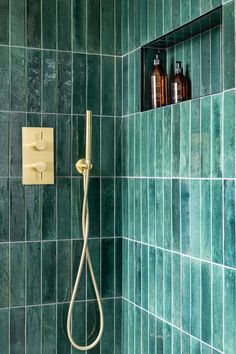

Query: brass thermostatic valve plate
left=22, top=127, right=54, bottom=185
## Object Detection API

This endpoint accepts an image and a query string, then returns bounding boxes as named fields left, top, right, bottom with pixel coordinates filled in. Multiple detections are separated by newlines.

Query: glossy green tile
left=102, top=56, right=115, bottom=116
left=58, top=0, right=71, bottom=51
left=141, top=179, right=148, bottom=243
left=11, top=47, right=26, bottom=111
left=224, top=90, right=235, bottom=178
left=42, top=0, right=56, bottom=49
left=26, top=307, right=41, bottom=354
left=89, top=178, right=101, bottom=237
left=201, top=96, right=211, bottom=177
left=172, top=180, right=180, bottom=252
left=115, top=0, right=122, bottom=55
left=129, top=53, right=135, bottom=114
left=134, top=179, right=141, bottom=241
left=25, top=186, right=41, bottom=241
left=72, top=0, right=86, bottom=52
left=148, top=0, right=156, bottom=41
left=87, top=55, right=101, bottom=115
left=0, top=179, right=9, bottom=242
left=0, top=0, right=9, bottom=44
left=223, top=1, right=235, bottom=90
left=10, top=112, right=25, bottom=176
left=192, top=36, right=201, bottom=98
left=87, top=0, right=100, bottom=53
left=163, top=251, right=172, bottom=322
left=57, top=303, right=71, bottom=353
left=42, top=305, right=56, bottom=354
left=173, top=328, right=181, bottom=354
left=148, top=246, right=155, bottom=313
left=164, top=179, right=171, bottom=249
left=182, top=333, right=190, bottom=354
left=58, top=52, right=72, bottom=114
left=212, top=266, right=223, bottom=351
left=57, top=241, right=71, bottom=302
left=26, top=242, right=41, bottom=305
left=140, top=112, right=148, bottom=176
left=101, top=299, right=115, bottom=353
left=134, top=114, right=141, bottom=176
left=27, top=49, right=41, bottom=112
left=201, top=32, right=211, bottom=96
left=0, top=46, right=10, bottom=110
left=148, top=179, right=155, bottom=245
left=115, top=238, right=122, bottom=297
left=155, top=179, right=163, bottom=247
left=212, top=94, right=222, bottom=177
left=128, top=179, right=135, bottom=239
left=164, top=0, right=172, bottom=34
left=42, top=242, right=56, bottom=304
left=57, top=178, right=71, bottom=239
left=212, top=180, right=223, bottom=264
left=115, top=58, right=122, bottom=116
left=155, top=0, right=163, bottom=38
left=122, top=239, right=128, bottom=299
left=72, top=53, right=86, bottom=115
left=101, top=117, right=114, bottom=176
left=191, top=338, right=201, bottom=354
left=172, top=254, right=181, bottom=328
left=0, top=309, right=9, bottom=353
left=182, top=257, right=190, bottom=333
left=102, top=239, right=114, bottom=297
left=0, top=244, right=9, bottom=308
left=201, top=0, right=211, bottom=13
left=11, top=0, right=25, bottom=46
left=140, top=0, right=148, bottom=45
left=134, top=306, right=141, bottom=353
left=156, top=318, right=163, bottom=352
left=10, top=179, right=25, bottom=242
left=10, top=308, right=25, bottom=354
left=102, top=0, right=114, bottom=54
left=224, top=180, right=235, bottom=268
left=122, top=118, right=128, bottom=176
left=72, top=115, right=85, bottom=176
left=128, top=116, right=135, bottom=176
left=135, top=50, right=141, bottom=113
left=72, top=240, right=86, bottom=301
left=163, top=322, right=172, bottom=354
left=149, top=314, right=155, bottom=354
left=123, top=55, right=128, bottom=115
left=181, top=0, right=190, bottom=24
left=123, top=300, right=128, bottom=353
left=0, top=112, right=8, bottom=176
left=172, top=104, right=180, bottom=177
left=122, top=0, right=128, bottom=54
left=191, top=259, right=201, bottom=338
left=141, top=246, right=149, bottom=309
left=57, top=115, right=71, bottom=176
left=191, top=99, right=200, bottom=177
left=101, top=178, right=114, bottom=236
left=71, top=178, right=83, bottom=239
left=155, top=248, right=163, bottom=318
left=201, top=262, right=211, bottom=345
left=163, top=106, right=171, bottom=176
left=154, top=109, right=162, bottom=177
left=42, top=51, right=56, bottom=113
left=71, top=302, right=86, bottom=353
left=172, top=0, right=180, bottom=29
left=115, top=178, right=122, bottom=237
left=135, top=242, right=141, bottom=306
left=211, top=27, right=221, bottom=94
left=27, top=0, right=41, bottom=47
left=191, top=0, right=200, bottom=19
left=42, top=184, right=56, bottom=240
left=224, top=268, right=236, bottom=354
left=190, top=180, right=200, bottom=257
left=10, top=243, right=25, bottom=307
left=201, top=180, right=211, bottom=261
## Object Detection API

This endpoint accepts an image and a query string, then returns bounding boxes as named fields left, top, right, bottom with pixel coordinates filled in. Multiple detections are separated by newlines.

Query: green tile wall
left=121, top=0, right=236, bottom=354
left=0, top=0, right=122, bottom=353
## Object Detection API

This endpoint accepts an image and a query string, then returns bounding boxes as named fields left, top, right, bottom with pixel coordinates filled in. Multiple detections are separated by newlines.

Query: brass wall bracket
left=76, top=159, right=93, bottom=175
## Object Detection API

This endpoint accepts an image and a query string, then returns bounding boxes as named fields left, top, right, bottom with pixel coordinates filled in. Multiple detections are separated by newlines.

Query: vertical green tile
left=115, top=117, right=122, bottom=176
left=172, top=254, right=181, bottom=327
left=42, top=185, right=56, bottom=240
left=148, top=0, right=156, bottom=41
left=115, top=178, right=122, bottom=236
left=89, top=178, right=101, bottom=237
left=191, top=99, right=200, bottom=177
left=141, top=244, right=148, bottom=309
left=122, top=118, right=128, bottom=176
left=180, top=101, right=190, bottom=176
left=57, top=115, right=71, bottom=176
left=11, top=0, right=25, bottom=45
left=191, top=259, right=201, bottom=338
left=156, top=318, right=163, bottom=353
left=0, top=179, right=9, bottom=242
left=201, top=32, right=211, bottom=96
left=115, top=238, right=122, bottom=297
left=181, top=0, right=190, bottom=24
left=181, top=180, right=190, bottom=254
left=27, top=49, right=41, bottom=112
left=122, top=0, right=128, bottom=54
left=73, top=0, right=86, bottom=52
left=71, top=302, right=86, bottom=353
left=27, top=0, right=41, bottom=47
left=26, top=242, right=41, bottom=305
left=101, top=117, right=114, bottom=176
left=148, top=179, right=155, bottom=245
left=134, top=114, right=141, bottom=176
left=135, top=242, right=141, bottom=306
left=172, top=180, right=180, bottom=252
left=172, top=0, right=180, bottom=29
left=102, top=56, right=114, bottom=116
left=211, top=27, right=221, bottom=94
left=155, top=109, right=163, bottom=176
left=201, top=262, right=211, bottom=345
left=115, top=58, right=122, bottom=116
left=224, top=269, right=236, bottom=354
left=58, top=0, right=71, bottom=51
left=141, top=179, right=148, bottom=243
left=57, top=303, right=71, bottom=353
left=57, top=241, right=71, bottom=302
left=184, top=39, right=191, bottom=99
left=212, top=180, right=223, bottom=264
left=172, top=104, right=180, bottom=177
left=101, top=178, right=114, bottom=236
left=223, top=1, right=235, bottom=90
left=155, top=179, right=163, bottom=247
left=224, top=180, right=235, bottom=268
left=190, top=180, right=200, bottom=258
left=182, top=257, right=190, bottom=333
left=128, top=178, right=135, bottom=238
left=10, top=308, right=25, bottom=354
left=134, top=0, right=140, bottom=47
left=0, top=244, right=9, bottom=307
left=134, top=179, right=141, bottom=241
left=212, top=266, right=223, bottom=351
left=164, top=180, right=171, bottom=249
left=0, top=113, right=9, bottom=176
left=163, top=106, right=171, bottom=176
left=25, top=186, right=41, bottom=241
left=42, top=0, right=56, bottom=49
left=57, top=178, right=71, bottom=239
left=102, top=239, right=114, bottom=297
left=72, top=240, right=86, bottom=301
left=163, top=322, right=172, bottom=354
left=191, top=338, right=201, bottom=354
left=43, top=51, right=57, bottom=113
left=192, top=36, right=201, bottom=98
left=155, top=249, right=163, bottom=317
left=134, top=306, right=141, bottom=353
left=11, top=48, right=26, bottom=111
left=10, top=113, right=25, bottom=176
left=201, top=180, right=211, bottom=261
left=173, top=328, right=181, bottom=354
left=0, top=0, right=9, bottom=44
left=140, top=0, right=147, bottom=45
left=26, top=307, right=41, bottom=354
left=149, top=314, right=155, bottom=354
left=191, top=0, right=200, bottom=19
left=10, top=243, right=25, bottom=306
left=129, top=52, right=135, bottom=114
left=102, top=0, right=114, bottom=54
left=87, top=0, right=100, bottom=53
left=10, top=179, right=25, bottom=241
left=129, top=116, right=135, bottom=176
left=182, top=333, right=190, bottom=354
left=148, top=246, right=155, bottom=313
left=201, top=0, right=211, bottom=13
left=135, top=49, right=141, bottom=113
left=71, top=178, right=82, bottom=240
left=123, top=55, right=128, bottom=115
left=0, top=309, right=9, bottom=353
left=164, top=0, right=171, bottom=34
left=72, top=115, right=85, bottom=176
left=0, top=46, right=9, bottom=110
left=42, top=305, right=56, bottom=354
left=123, top=300, right=128, bottom=353
left=87, top=55, right=101, bottom=115
left=115, top=0, right=122, bottom=55
left=42, top=242, right=56, bottom=303
left=201, top=96, right=211, bottom=177
left=223, top=90, right=235, bottom=178
left=58, top=52, right=72, bottom=114
left=163, top=252, right=172, bottom=322
left=101, top=299, right=115, bottom=353
left=212, top=94, right=222, bottom=177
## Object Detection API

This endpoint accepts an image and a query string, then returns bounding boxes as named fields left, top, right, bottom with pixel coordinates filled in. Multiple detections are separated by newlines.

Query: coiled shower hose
left=67, top=171, right=104, bottom=351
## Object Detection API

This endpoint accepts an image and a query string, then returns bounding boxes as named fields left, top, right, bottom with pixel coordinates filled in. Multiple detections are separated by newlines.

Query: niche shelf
left=141, top=6, right=222, bottom=112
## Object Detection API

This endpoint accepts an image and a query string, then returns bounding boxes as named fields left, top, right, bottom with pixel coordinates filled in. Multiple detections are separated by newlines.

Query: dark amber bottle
left=151, top=54, right=168, bottom=109
left=171, top=61, right=187, bottom=104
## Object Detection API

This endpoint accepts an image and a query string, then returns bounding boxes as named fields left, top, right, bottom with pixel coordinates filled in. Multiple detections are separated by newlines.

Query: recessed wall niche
left=141, top=6, right=222, bottom=112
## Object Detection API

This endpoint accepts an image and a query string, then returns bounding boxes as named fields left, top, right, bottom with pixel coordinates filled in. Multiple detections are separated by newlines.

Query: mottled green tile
left=27, top=49, right=41, bottom=112
left=115, top=0, right=122, bottom=56
left=163, top=322, right=172, bottom=354
left=87, top=55, right=101, bottom=115
left=149, top=314, right=155, bottom=354
left=57, top=178, right=71, bottom=239
left=172, top=104, right=180, bottom=176
left=26, top=307, right=41, bottom=354
left=57, top=241, right=71, bottom=302
left=42, top=185, right=56, bottom=240
left=191, top=337, right=201, bottom=354
left=163, top=106, right=171, bottom=176
left=102, top=0, right=114, bottom=54
left=128, top=116, right=135, bottom=176
left=180, top=101, right=190, bottom=176
left=42, top=305, right=56, bottom=354
left=11, top=47, right=26, bottom=111
left=72, top=240, right=86, bottom=301
left=26, top=242, right=41, bottom=305
left=122, top=239, right=128, bottom=299
left=141, top=112, right=148, bottom=176
left=101, top=117, right=114, bottom=176
left=201, top=180, right=211, bottom=261
left=182, top=257, right=190, bottom=333
left=10, top=113, right=25, bottom=176
left=135, top=49, right=141, bottom=113
left=155, top=109, right=163, bottom=177
left=191, top=0, right=200, bottom=19
left=0, top=46, right=10, bottom=110
left=173, top=328, right=181, bottom=354
left=223, top=1, right=235, bottom=90
left=148, top=246, right=155, bottom=313
left=181, top=0, right=190, bottom=24
left=147, top=112, right=155, bottom=177
left=191, top=259, right=201, bottom=338
left=0, top=113, right=9, bottom=176
left=10, top=243, right=25, bottom=306
left=156, top=318, right=163, bottom=352
left=42, top=242, right=56, bottom=304
left=155, top=179, right=163, bottom=247
left=0, top=179, right=9, bottom=242
left=87, top=0, right=100, bottom=53
left=10, top=179, right=25, bottom=241
left=201, top=32, right=211, bottom=96
left=212, top=266, right=223, bottom=351
left=201, top=0, right=211, bottom=13
left=0, top=0, right=9, bottom=44
left=73, top=0, right=86, bottom=52
left=89, top=178, right=101, bottom=237
left=172, top=254, right=181, bottom=327
left=164, top=0, right=172, bottom=34
left=140, top=0, right=148, bottom=45
left=57, top=115, right=71, bottom=176
left=0, top=309, right=9, bottom=353
left=163, top=252, right=172, bottom=322
left=102, top=56, right=115, bottom=116
left=134, top=114, right=141, bottom=176
left=102, top=239, right=114, bottom=297
left=43, top=51, right=56, bottom=113
left=129, top=53, right=135, bottom=114
left=101, top=178, right=114, bottom=236
left=115, top=58, right=122, bottom=116
left=42, top=0, right=56, bottom=49
left=201, top=262, right=211, bottom=344
left=25, top=186, right=41, bottom=241
left=72, top=115, right=85, bottom=176
left=212, top=180, right=223, bottom=264
left=191, top=99, right=200, bottom=177
left=192, top=36, right=201, bottom=98
left=58, top=0, right=71, bottom=50
left=0, top=244, right=9, bottom=307
left=224, top=180, right=235, bottom=268
left=141, top=179, right=148, bottom=243
left=115, top=238, right=122, bottom=296
left=172, top=180, right=180, bottom=252
left=172, top=0, right=180, bottom=29
left=134, top=179, right=141, bottom=241
left=10, top=308, right=25, bottom=354
left=190, top=180, right=200, bottom=258
left=211, top=27, right=221, bottom=94
left=27, top=0, right=41, bottom=47
left=181, top=180, right=190, bottom=254
left=123, top=55, right=128, bottom=115
left=11, top=0, right=25, bottom=45
left=57, top=303, right=70, bottom=353
left=128, top=179, right=135, bottom=239
left=135, top=242, right=141, bottom=306
left=101, top=299, right=115, bottom=353
left=142, top=310, right=149, bottom=352
left=128, top=0, right=135, bottom=51
left=122, top=118, right=128, bottom=176
left=58, top=52, right=72, bottom=114
left=155, top=248, right=163, bottom=317
left=224, top=268, right=236, bottom=354
left=182, top=333, right=190, bottom=354
left=123, top=300, right=128, bottom=353
left=164, top=180, right=171, bottom=249
left=134, top=306, right=141, bottom=353
left=71, top=302, right=86, bottom=353
left=148, top=0, right=156, bottom=41
left=223, top=90, right=235, bottom=178
left=71, top=178, right=83, bottom=239
left=201, top=96, right=211, bottom=177
left=212, top=94, right=222, bottom=177
left=148, top=179, right=155, bottom=245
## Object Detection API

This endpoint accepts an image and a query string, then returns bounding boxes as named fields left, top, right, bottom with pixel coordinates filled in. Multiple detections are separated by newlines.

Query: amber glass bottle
left=171, top=61, right=187, bottom=104
left=151, top=54, right=168, bottom=109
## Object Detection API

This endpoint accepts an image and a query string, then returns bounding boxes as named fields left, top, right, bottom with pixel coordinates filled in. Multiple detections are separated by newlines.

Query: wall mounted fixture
left=22, top=127, right=54, bottom=185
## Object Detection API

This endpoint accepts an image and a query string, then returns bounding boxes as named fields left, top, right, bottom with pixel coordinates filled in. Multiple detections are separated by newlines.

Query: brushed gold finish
left=76, top=111, right=93, bottom=176
left=22, top=127, right=54, bottom=185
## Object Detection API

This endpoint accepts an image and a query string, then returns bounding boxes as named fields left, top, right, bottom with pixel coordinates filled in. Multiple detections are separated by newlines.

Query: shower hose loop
left=67, top=171, right=104, bottom=351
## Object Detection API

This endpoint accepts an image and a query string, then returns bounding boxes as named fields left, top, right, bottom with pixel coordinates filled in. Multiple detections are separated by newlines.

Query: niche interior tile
left=42, top=0, right=56, bottom=49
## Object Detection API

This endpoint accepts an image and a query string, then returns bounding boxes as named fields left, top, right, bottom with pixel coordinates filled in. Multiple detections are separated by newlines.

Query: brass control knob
left=34, top=138, right=47, bottom=151
left=33, top=161, right=47, bottom=173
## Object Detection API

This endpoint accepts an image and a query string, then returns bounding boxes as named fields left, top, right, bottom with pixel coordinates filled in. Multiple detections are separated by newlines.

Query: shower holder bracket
left=76, top=159, right=93, bottom=175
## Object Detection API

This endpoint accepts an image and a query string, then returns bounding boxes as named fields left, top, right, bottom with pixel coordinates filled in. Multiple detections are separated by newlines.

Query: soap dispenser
left=151, top=54, right=168, bottom=108
left=171, top=61, right=187, bottom=104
